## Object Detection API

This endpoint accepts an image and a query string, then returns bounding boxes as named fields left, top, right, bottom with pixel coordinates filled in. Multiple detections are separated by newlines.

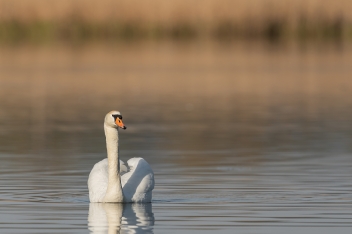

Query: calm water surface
left=0, top=41, right=352, bottom=233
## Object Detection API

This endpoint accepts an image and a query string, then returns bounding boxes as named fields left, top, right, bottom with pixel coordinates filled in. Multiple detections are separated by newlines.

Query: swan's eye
left=112, top=114, right=123, bottom=120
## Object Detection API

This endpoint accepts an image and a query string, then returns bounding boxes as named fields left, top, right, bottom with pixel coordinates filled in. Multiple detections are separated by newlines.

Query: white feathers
left=88, top=111, right=154, bottom=203
left=121, top=158, right=154, bottom=203
left=88, top=157, right=154, bottom=203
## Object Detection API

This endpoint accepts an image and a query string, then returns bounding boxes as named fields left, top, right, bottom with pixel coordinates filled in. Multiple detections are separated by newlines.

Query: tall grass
left=0, top=0, right=351, bottom=42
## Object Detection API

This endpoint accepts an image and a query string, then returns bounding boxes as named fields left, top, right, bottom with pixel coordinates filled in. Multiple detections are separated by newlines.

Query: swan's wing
left=88, top=158, right=127, bottom=202
left=121, top=158, right=155, bottom=203
left=120, top=160, right=128, bottom=175
left=88, top=158, right=109, bottom=202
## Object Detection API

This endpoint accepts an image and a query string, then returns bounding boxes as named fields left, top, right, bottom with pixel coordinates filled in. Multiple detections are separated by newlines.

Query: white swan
left=88, top=111, right=154, bottom=203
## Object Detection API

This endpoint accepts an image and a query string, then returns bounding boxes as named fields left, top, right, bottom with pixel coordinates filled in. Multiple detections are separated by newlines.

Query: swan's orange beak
left=115, top=118, right=126, bottom=129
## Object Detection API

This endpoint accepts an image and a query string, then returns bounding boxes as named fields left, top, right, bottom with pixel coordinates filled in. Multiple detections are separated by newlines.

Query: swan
left=88, top=111, right=154, bottom=203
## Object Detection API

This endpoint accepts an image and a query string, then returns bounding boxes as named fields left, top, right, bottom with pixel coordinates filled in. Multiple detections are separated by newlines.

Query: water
left=1, top=41, right=352, bottom=233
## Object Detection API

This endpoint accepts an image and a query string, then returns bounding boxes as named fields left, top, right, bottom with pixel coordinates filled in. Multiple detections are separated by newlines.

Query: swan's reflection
left=88, top=203, right=154, bottom=234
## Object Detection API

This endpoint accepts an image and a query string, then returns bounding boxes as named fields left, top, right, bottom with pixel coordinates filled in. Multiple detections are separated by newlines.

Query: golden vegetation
left=0, top=0, right=351, bottom=42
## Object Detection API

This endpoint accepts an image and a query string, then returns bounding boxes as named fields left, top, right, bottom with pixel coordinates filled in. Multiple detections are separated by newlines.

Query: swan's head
left=104, top=111, right=127, bottom=130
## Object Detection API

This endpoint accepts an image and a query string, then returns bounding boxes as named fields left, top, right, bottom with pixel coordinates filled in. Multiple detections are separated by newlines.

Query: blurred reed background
left=0, top=0, right=351, bottom=43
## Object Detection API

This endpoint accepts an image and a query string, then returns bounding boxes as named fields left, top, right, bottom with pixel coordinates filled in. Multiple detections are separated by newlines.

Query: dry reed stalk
left=0, top=0, right=351, bottom=41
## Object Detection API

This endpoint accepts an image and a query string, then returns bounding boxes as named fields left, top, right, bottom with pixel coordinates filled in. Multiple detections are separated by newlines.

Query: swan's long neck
left=103, top=124, right=124, bottom=202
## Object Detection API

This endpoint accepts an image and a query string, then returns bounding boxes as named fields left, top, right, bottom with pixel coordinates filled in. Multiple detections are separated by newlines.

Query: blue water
left=1, top=42, right=352, bottom=233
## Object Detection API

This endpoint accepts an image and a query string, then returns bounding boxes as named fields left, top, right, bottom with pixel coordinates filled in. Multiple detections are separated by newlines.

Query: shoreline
left=0, top=0, right=351, bottom=44
left=0, top=18, right=351, bottom=44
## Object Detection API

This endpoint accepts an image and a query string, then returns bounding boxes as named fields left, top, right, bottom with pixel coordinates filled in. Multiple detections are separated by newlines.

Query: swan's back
left=122, top=158, right=154, bottom=203
left=88, top=158, right=154, bottom=203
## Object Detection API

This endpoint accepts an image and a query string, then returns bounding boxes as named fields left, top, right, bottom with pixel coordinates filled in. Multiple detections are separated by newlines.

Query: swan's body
left=88, top=111, right=154, bottom=203
left=88, top=158, right=154, bottom=202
